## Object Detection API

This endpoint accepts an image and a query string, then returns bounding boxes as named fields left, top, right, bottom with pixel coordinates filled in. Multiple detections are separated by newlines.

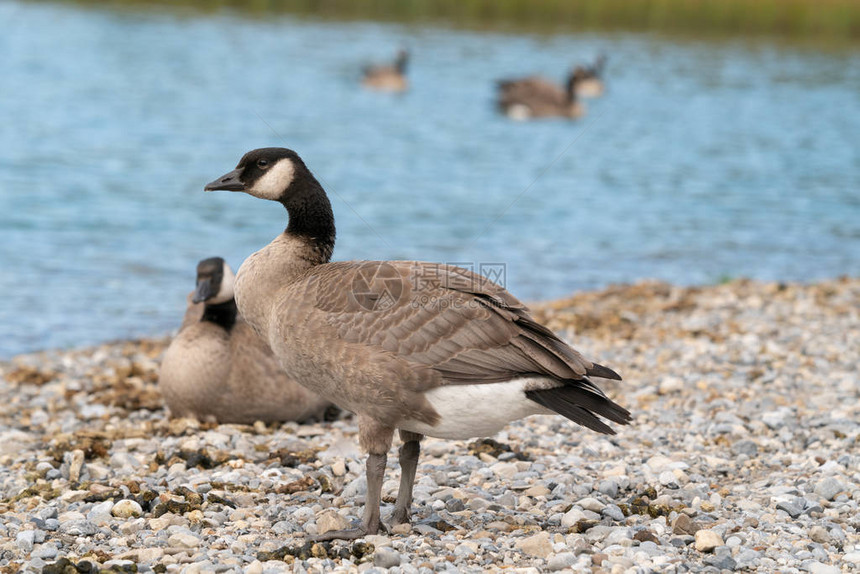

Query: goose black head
left=193, top=257, right=235, bottom=305
left=205, top=148, right=307, bottom=202
left=206, top=147, right=335, bottom=249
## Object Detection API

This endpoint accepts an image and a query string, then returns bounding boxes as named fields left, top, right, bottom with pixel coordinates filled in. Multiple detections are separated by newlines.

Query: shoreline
left=1, top=277, right=858, bottom=573
left=45, top=0, right=860, bottom=42
left=2, top=276, right=855, bottom=364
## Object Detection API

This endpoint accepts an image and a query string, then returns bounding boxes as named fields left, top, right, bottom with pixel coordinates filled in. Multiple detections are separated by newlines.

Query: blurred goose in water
left=159, top=257, right=332, bottom=424
left=496, top=69, right=585, bottom=120
left=575, top=55, right=607, bottom=98
left=205, top=148, right=631, bottom=539
left=362, top=49, right=409, bottom=92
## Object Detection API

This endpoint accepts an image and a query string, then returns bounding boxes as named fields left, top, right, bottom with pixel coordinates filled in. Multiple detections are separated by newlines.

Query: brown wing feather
left=497, top=76, right=568, bottom=110
left=308, top=261, right=620, bottom=387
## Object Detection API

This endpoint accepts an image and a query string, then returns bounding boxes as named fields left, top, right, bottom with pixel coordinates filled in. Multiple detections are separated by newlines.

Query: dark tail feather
left=526, top=383, right=632, bottom=435
left=587, top=362, right=622, bottom=381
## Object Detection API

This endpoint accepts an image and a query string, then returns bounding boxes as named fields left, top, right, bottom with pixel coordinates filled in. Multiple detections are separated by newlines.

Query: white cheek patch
left=209, top=262, right=236, bottom=305
left=249, top=159, right=295, bottom=200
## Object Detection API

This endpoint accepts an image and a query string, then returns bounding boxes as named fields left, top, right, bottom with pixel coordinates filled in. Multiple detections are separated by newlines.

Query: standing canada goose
left=159, top=257, right=333, bottom=424
left=496, top=69, right=585, bottom=120
left=361, top=49, right=409, bottom=92
left=205, top=148, right=631, bottom=539
left=575, top=54, right=607, bottom=98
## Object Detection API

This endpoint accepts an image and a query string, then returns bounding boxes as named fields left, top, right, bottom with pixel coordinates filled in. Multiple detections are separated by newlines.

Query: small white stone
left=60, top=490, right=89, bottom=503
left=68, top=449, right=85, bottom=483
left=659, top=471, right=679, bottom=488
left=807, top=563, right=841, bottom=574
left=167, top=532, right=200, bottom=548
left=119, top=518, right=145, bottom=535
left=16, top=530, right=35, bottom=552
left=86, top=463, right=111, bottom=481
left=57, top=511, right=85, bottom=523
left=490, top=462, right=518, bottom=479
left=577, top=497, right=605, bottom=513
left=137, top=548, right=164, bottom=563
left=87, top=500, right=115, bottom=525
left=331, top=460, right=346, bottom=477
left=364, top=534, right=391, bottom=548
left=562, top=507, right=587, bottom=528
left=597, top=479, right=619, bottom=498
left=814, top=478, right=846, bottom=501
left=547, top=552, right=578, bottom=571
left=315, top=509, right=349, bottom=534
left=843, top=552, right=860, bottom=565
left=694, top=530, right=724, bottom=552
left=149, top=517, right=171, bottom=531
left=524, top=484, right=551, bottom=497
left=658, top=376, right=684, bottom=394
left=516, top=531, right=553, bottom=558
left=646, top=455, right=674, bottom=473
left=373, top=547, right=401, bottom=569
left=112, top=499, right=143, bottom=518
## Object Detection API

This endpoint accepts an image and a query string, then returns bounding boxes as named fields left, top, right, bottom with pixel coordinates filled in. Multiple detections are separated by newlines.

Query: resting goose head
left=204, top=147, right=308, bottom=203
left=192, top=257, right=235, bottom=305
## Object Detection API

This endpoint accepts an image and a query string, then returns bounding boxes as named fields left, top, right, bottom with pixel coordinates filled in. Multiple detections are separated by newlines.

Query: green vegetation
left=38, top=0, right=860, bottom=40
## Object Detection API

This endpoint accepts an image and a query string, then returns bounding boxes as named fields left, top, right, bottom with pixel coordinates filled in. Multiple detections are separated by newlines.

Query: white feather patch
left=208, top=261, right=236, bottom=305
left=398, top=378, right=557, bottom=440
left=249, top=159, right=295, bottom=200
left=506, top=104, right=532, bottom=121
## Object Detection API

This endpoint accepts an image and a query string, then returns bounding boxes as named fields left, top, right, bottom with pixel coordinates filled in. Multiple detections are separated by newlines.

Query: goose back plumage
left=240, top=257, right=626, bottom=433
left=496, top=73, right=584, bottom=119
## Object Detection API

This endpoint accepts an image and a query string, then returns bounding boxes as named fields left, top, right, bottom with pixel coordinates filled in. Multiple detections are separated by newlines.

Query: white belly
left=398, top=378, right=555, bottom=440
left=506, top=104, right=532, bottom=121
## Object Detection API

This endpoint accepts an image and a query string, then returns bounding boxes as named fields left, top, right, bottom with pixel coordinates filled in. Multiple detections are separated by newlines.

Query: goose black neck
left=202, top=299, right=237, bottom=331
left=396, top=55, right=408, bottom=74
left=281, top=175, right=336, bottom=263
left=566, top=77, right=578, bottom=103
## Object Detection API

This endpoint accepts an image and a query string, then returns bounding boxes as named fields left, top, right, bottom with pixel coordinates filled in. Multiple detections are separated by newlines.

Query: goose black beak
left=192, top=277, right=215, bottom=304
left=204, top=169, right=245, bottom=192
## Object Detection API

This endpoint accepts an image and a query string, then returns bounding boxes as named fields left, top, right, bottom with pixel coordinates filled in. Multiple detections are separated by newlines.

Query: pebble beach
left=0, top=278, right=858, bottom=574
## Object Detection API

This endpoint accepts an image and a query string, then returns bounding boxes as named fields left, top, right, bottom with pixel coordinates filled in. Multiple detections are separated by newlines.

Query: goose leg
left=392, top=430, right=422, bottom=525
left=313, top=415, right=393, bottom=541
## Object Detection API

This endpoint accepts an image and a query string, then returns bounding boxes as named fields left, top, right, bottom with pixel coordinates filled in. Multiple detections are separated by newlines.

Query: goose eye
left=257, top=159, right=269, bottom=168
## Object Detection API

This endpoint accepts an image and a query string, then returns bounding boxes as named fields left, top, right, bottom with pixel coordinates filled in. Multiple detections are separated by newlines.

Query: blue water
left=1, top=2, right=858, bottom=358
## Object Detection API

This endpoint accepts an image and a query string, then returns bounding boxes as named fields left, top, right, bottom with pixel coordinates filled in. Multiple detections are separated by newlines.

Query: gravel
left=0, top=278, right=858, bottom=573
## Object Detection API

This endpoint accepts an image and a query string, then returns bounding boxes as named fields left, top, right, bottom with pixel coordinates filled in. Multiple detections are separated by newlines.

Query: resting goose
left=159, top=257, right=332, bottom=424
left=496, top=69, right=585, bottom=120
left=205, top=148, right=631, bottom=539
left=362, top=49, right=409, bottom=92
